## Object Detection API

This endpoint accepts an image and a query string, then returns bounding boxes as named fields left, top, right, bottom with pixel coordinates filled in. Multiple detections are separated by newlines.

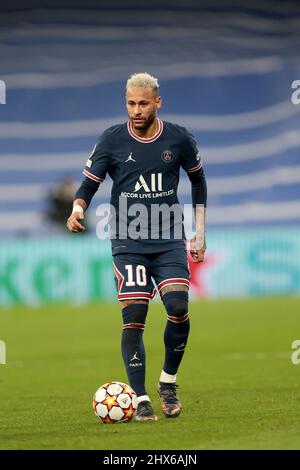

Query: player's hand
left=189, top=234, right=206, bottom=263
left=66, top=211, right=85, bottom=233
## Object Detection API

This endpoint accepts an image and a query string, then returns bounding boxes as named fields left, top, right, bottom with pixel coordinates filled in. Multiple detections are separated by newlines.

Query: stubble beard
left=131, top=114, right=156, bottom=131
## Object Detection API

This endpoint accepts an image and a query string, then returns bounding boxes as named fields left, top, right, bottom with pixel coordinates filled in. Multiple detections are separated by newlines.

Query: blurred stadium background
left=1, top=0, right=300, bottom=306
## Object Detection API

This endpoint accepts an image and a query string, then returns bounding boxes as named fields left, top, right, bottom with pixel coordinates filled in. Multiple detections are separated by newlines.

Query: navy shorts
left=113, top=249, right=190, bottom=301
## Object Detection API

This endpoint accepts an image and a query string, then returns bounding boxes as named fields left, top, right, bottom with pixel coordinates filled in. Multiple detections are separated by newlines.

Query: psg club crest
left=161, top=150, right=174, bottom=163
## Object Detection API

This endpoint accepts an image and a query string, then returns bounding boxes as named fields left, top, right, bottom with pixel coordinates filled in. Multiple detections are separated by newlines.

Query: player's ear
left=156, top=95, right=162, bottom=110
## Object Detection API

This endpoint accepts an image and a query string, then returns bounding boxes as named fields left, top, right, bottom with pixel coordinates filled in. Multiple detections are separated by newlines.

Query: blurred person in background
left=45, top=177, right=86, bottom=233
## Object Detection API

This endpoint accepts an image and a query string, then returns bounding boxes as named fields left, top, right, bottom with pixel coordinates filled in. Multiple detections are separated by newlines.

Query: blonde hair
left=126, top=72, right=159, bottom=94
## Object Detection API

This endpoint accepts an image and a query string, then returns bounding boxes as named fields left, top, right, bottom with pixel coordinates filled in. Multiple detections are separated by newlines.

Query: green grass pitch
left=0, top=297, right=299, bottom=450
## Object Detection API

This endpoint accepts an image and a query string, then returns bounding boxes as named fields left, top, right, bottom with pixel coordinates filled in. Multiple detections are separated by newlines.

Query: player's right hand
left=66, top=211, right=85, bottom=233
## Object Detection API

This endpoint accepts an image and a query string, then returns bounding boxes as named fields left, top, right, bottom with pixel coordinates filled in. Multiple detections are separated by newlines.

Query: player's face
left=126, top=87, right=161, bottom=130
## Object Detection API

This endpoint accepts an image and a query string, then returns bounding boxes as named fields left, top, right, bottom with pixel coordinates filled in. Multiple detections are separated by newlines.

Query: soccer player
left=67, top=73, right=207, bottom=421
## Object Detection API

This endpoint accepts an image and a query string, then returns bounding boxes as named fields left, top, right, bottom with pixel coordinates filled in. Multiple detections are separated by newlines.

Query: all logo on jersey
left=134, top=174, right=163, bottom=193
left=161, top=149, right=174, bottom=163
left=121, top=173, right=174, bottom=199
left=86, top=158, right=92, bottom=168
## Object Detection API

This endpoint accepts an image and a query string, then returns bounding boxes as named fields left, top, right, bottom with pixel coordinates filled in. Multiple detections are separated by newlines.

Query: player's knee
left=122, top=303, right=148, bottom=330
left=162, top=291, right=189, bottom=318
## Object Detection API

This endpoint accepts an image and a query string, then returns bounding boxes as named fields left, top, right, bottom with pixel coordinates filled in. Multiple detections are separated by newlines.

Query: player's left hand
left=189, top=235, right=206, bottom=263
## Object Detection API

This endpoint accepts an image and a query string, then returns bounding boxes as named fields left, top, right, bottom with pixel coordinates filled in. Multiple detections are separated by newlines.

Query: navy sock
left=121, top=303, right=148, bottom=397
left=162, top=291, right=190, bottom=376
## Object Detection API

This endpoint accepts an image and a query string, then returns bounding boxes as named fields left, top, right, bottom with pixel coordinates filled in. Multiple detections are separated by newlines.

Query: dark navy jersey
left=82, top=118, right=202, bottom=255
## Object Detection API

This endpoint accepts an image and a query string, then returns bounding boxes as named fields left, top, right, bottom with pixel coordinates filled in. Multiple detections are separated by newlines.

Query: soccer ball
left=93, top=381, right=138, bottom=424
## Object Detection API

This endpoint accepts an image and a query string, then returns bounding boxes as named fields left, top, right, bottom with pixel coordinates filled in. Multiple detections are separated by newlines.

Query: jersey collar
left=127, top=118, right=163, bottom=143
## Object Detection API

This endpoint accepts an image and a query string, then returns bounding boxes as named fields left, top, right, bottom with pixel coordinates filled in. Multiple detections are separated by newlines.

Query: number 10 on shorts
left=125, top=265, right=147, bottom=286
